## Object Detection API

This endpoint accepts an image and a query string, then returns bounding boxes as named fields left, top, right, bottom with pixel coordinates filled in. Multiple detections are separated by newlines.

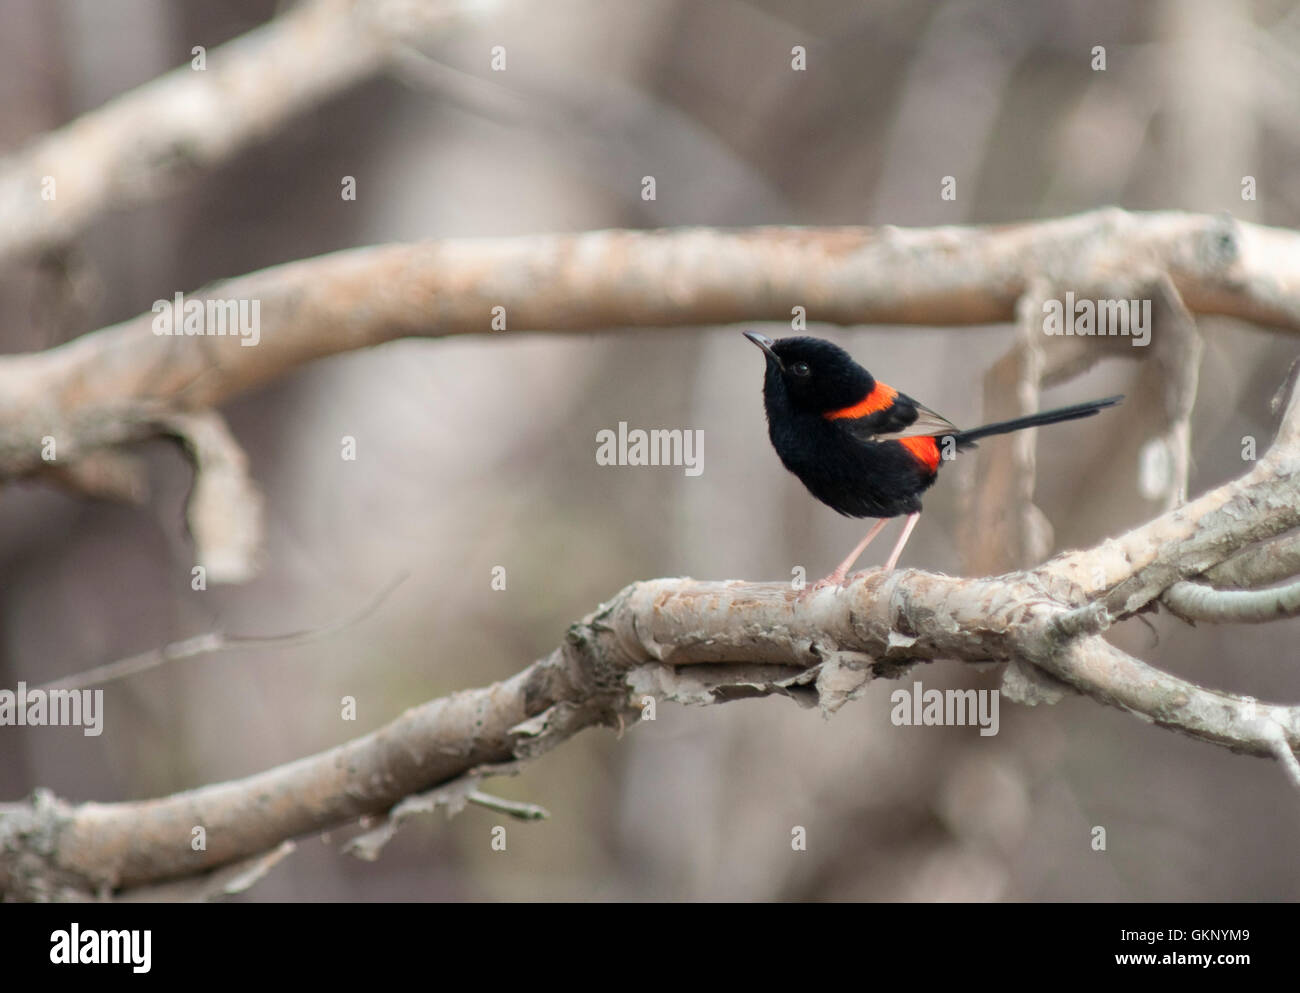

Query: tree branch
left=1163, top=577, right=1300, bottom=623
left=6, top=210, right=1299, bottom=578
left=6, top=211, right=1298, bottom=458
left=0, top=0, right=468, bottom=262
left=1201, top=532, right=1300, bottom=589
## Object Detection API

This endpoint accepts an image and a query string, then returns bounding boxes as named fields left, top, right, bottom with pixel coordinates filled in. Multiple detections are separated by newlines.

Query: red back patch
left=898, top=436, right=940, bottom=472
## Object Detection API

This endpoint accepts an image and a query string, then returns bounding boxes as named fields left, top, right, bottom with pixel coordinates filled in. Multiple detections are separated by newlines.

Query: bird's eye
left=790, top=362, right=811, bottom=377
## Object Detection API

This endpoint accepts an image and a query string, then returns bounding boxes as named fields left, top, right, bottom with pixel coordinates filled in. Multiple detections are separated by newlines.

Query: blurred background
left=1, top=0, right=1298, bottom=900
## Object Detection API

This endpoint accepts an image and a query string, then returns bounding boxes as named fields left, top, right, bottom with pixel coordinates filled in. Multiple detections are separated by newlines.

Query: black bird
left=744, top=332, right=1123, bottom=585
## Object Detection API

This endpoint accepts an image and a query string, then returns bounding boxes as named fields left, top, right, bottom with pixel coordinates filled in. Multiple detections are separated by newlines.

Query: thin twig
left=467, top=791, right=551, bottom=820
left=33, top=572, right=408, bottom=692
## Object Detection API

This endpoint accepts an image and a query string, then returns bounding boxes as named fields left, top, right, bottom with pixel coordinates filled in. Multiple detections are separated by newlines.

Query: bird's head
left=743, top=332, right=876, bottom=415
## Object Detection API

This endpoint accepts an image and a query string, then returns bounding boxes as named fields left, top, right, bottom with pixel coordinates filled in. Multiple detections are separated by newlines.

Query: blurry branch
left=4, top=210, right=1300, bottom=580
left=0, top=0, right=468, bottom=262
left=158, top=410, right=263, bottom=583
left=1162, top=578, right=1300, bottom=624
left=960, top=271, right=1201, bottom=573
left=389, top=41, right=785, bottom=223
left=2, top=383, right=1300, bottom=899
left=1141, top=274, right=1202, bottom=509
left=958, top=281, right=1049, bottom=573
left=34, top=572, right=407, bottom=692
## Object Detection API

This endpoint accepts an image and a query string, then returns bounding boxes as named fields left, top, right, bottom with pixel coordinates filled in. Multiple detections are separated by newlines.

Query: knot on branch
left=1199, top=213, right=1241, bottom=271
left=1047, top=601, right=1111, bottom=642
left=0, top=789, right=94, bottom=902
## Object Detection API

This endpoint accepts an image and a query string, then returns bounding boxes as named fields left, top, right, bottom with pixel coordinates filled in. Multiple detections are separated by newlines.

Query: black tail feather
left=949, top=395, right=1124, bottom=446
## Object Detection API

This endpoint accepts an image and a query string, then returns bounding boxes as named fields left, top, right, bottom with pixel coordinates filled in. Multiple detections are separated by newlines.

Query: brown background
left=1, top=0, right=1296, bottom=900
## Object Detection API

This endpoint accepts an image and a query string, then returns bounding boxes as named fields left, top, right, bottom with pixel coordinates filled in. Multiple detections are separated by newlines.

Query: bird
left=744, top=331, right=1123, bottom=586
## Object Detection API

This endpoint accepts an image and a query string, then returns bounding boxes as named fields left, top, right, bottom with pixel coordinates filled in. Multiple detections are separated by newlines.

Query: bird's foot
left=797, top=570, right=849, bottom=599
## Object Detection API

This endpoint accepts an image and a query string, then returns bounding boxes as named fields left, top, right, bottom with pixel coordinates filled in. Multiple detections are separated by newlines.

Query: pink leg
left=882, top=512, right=921, bottom=571
left=818, top=518, right=889, bottom=587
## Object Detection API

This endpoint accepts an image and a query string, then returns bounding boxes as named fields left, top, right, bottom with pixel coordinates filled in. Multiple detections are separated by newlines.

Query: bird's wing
left=875, top=403, right=960, bottom=440
left=834, top=396, right=959, bottom=443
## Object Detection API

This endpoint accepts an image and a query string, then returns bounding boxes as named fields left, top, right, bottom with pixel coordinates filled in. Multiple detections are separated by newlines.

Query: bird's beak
left=743, top=331, right=783, bottom=369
